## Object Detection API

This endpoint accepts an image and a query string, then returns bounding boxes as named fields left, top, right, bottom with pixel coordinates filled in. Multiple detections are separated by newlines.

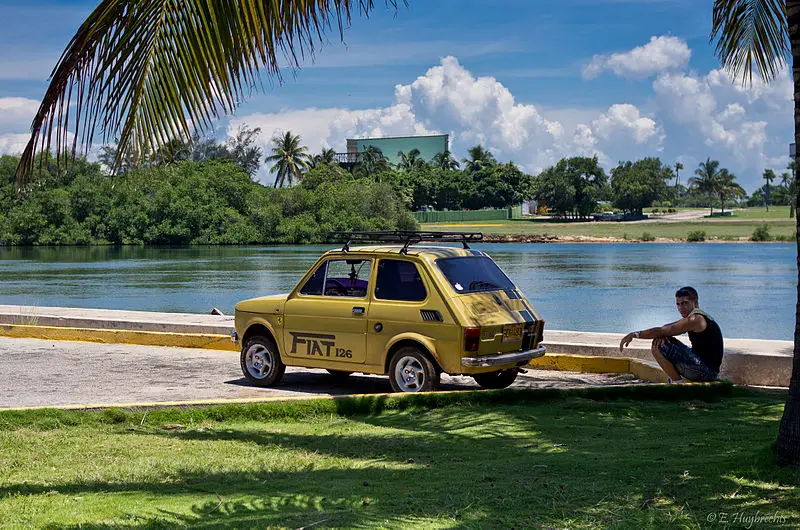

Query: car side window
left=375, top=259, right=427, bottom=301
left=323, top=259, right=371, bottom=297
left=299, top=261, right=327, bottom=296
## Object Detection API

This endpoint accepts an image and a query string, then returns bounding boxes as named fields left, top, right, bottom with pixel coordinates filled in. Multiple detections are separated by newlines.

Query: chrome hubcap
left=394, top=356, right=425, bottom=392
left=246, top=344, right=272, bottom=379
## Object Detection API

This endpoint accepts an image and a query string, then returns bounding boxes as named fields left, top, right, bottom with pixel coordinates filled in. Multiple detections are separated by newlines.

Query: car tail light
left=464, top=327, right=480, bottom=352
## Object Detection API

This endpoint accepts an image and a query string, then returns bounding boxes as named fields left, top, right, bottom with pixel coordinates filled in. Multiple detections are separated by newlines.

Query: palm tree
left=715, top=169, right=745, bottom=213
left=356, top=146, right=391, bottom=177
left=712, top=0, right=799, bottom=465
left=789, top=159, right=797, bottom=217
left=433, top=150, right=460, bottom=170
left=763, top=168, right=777, bottom=211
left=397, top=148, right=423, bottom=171
left=689, top=158, right=721, bottom=216
left=311, top=147, right=336, bottom=168
left=674, top=162, right=684, bottom=187
left=265, top=131, right=310, bottom=188
left=463, top=145, right=496, bottom=172
left=13, top=1, right=398, bottom=184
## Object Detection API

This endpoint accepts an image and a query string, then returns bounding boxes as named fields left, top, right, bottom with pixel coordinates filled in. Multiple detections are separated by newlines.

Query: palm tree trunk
left=777, top=0, right=800, bottom=467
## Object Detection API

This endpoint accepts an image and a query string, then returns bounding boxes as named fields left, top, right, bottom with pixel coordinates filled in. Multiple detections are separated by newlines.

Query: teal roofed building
left=339, top=134, right=449, bottom=167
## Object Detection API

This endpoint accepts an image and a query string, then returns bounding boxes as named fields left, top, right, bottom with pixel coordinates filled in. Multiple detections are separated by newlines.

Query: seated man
left=619, top=286, right=723, bottom=382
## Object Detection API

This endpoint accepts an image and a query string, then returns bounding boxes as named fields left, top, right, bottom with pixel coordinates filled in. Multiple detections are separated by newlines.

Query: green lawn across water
left=422, top=217, right=796, bottom=241
left=0, top=387, right=798, bottom=528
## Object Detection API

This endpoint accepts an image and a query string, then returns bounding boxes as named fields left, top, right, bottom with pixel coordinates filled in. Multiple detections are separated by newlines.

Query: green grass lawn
left=0, top=387, right=798, bottom=528
left=422, top=219, right=796, bottom=241
left=720, top=206, right=794, bottom=219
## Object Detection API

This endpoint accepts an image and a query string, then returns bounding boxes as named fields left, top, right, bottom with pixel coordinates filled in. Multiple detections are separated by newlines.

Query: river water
left=0, top=243, right=795, bottom=340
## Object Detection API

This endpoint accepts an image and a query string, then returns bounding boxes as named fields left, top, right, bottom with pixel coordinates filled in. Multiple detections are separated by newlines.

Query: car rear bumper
left=461, top=346, right=546, bottom=368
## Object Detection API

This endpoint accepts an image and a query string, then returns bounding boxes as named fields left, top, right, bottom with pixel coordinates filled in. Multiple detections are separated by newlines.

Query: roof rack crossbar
left=331, top=231, right=482, bottom=252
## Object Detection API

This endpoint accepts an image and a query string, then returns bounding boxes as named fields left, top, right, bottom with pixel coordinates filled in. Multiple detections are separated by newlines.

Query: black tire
left=473, top=369, right=518, bottom=390
left=388, top=346, right=440, bottom=393
left=240, top=335, right=285, bottom=387
left=326, top=369, right=353, bottom=379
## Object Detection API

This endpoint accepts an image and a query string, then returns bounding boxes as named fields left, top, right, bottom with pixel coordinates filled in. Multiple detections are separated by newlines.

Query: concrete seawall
left=0, top=305, right=792, bottom=387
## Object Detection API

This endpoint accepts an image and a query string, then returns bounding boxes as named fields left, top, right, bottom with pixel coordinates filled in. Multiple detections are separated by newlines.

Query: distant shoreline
left=481, top=233, right=792, bottom=244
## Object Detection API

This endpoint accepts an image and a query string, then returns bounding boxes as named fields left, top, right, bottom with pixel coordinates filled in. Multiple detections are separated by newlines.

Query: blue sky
left=0, top=0, right=793, bottom=190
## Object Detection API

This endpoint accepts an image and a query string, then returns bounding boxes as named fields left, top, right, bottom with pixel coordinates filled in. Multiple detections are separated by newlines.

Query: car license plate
left=502, top=323, right=523, bottom=342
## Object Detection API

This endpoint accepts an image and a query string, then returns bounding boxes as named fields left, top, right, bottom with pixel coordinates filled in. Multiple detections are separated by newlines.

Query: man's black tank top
left=687, top=309, right=724, bottom=372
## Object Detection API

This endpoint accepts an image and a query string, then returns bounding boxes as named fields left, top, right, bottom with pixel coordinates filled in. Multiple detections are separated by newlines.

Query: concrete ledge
left=0, top=305, right=789, bottom=387
left=0, top=305, right=233, bottom=335
left=0, top=324, right=237, bottom=352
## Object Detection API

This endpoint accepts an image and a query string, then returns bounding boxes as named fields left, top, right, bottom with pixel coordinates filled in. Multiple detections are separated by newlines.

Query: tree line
left=532, top=155, right=794, bottom=219
left=0, top=152, right=416, bottom=246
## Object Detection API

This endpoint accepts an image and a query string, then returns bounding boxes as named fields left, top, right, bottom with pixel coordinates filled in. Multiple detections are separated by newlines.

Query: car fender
left=384, top=332, right=450, bottom=372
left=242, top=316, right=283, bottom=354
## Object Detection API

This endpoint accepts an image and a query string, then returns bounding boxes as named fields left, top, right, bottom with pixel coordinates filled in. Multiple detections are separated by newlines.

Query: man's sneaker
left=667, top=377, right=686, bottom=384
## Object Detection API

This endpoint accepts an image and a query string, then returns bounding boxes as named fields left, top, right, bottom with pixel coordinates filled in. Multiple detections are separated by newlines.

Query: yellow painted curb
left=529, top=353, right=629, bottom=374
left=629, top=358, right=669, bottom=383
left=529, top=354, right=666, bottom=383
left=0, top=324, right=238, bottom=352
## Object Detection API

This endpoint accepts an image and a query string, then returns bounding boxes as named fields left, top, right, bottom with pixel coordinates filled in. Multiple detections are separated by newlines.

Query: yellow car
left=233, top=232, right=545, bottom=392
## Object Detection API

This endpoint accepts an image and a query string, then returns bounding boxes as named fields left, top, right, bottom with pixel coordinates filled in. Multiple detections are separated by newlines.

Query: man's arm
left=619, top=314, right=706, bottom=351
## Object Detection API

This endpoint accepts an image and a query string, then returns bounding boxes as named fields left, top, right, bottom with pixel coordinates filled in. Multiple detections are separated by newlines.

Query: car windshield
left=436, top=256, right=516, bottom=294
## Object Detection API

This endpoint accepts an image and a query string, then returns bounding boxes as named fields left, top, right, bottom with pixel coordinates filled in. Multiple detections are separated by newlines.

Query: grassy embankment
left=423, top=207, right=796, bottom=241
left=0, top=386, right=798, bottom=528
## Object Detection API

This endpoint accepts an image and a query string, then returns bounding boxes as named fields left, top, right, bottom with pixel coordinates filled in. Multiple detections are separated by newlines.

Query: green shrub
left=622, top=232, right=629, bottom=240
left=640, top=232, right=656, bottom=242
left=751, top=222, right=772, bottom=241
left=686, top=230, right=706, bottom=242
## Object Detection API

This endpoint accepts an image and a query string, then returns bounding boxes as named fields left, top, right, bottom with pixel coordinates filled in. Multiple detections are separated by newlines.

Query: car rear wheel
left=473, top=369, right=518, bottom=389
left=326, top=369, right=353, bottom=379
left=388, top=346, right=440, bottom=393
left=241, top=335, right=285, bottom=387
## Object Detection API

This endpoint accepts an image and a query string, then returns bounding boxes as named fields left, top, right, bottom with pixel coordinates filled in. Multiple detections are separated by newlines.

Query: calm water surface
left=0, top=243, right=795, bottom=340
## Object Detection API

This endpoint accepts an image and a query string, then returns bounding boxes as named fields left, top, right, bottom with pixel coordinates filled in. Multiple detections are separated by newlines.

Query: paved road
left=0, top=337, right=643, bottom=409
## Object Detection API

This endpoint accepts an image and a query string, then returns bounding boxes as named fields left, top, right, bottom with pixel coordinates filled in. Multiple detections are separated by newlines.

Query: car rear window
left=436, top=256, right=516, bottom=294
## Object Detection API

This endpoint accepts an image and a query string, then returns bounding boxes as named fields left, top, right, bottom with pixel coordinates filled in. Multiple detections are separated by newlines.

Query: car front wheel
left=472, top=369, right=518, bottom=389
left=241, top=335, right=285, bottom=387
left=388, top=346, right=439, bottom=393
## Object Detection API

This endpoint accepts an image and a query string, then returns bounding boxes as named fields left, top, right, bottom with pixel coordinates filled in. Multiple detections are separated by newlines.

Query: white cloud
left=652, top=65, right=792, bottom=187
left=232, top=56, right=666, bottom=180
left=0, top=133, right=30, bottom=156
left=583, top=35, right=691, bottom=80
left=0, top=97, right=39, bottom=133
left=592, top=104, right=660, bottom=145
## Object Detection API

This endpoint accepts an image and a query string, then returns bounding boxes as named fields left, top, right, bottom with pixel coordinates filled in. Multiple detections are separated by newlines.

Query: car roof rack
left=332, top=231, right=483, bottom=254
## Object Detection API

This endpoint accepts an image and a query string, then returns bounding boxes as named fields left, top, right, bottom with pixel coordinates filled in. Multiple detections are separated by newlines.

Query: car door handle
left=352, top=307, right=365, bottom=315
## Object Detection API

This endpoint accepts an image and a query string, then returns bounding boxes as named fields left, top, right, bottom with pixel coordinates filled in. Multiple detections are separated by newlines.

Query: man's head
left=675, top=286, right=699, bottom=318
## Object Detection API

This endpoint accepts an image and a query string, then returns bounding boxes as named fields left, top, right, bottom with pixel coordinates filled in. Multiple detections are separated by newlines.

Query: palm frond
left=15, top=0, right=401, bottom=185
left=711, top=0, right=789, bottom=84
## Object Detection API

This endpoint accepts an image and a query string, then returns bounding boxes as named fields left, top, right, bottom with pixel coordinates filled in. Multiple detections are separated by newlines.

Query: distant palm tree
left=689, top=158, right=722, bottom=215
left=265, top=131, right=310, bottom=188
left=14, top=1, right=397, bottom=184
left=397, top=148, right=423, bottom=171
left=674, top=162, right=684, bottom=187
left=763, top=168, right=777, bottom=212
left=433, top=150, right=460, bottom=170
left=356, top=146, right=391, bottom=177
left=715, top=169, right=745, bottom=213
left=463, top=145, right=496, bottom=172
left=312, top=147, right=337, bottom=167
